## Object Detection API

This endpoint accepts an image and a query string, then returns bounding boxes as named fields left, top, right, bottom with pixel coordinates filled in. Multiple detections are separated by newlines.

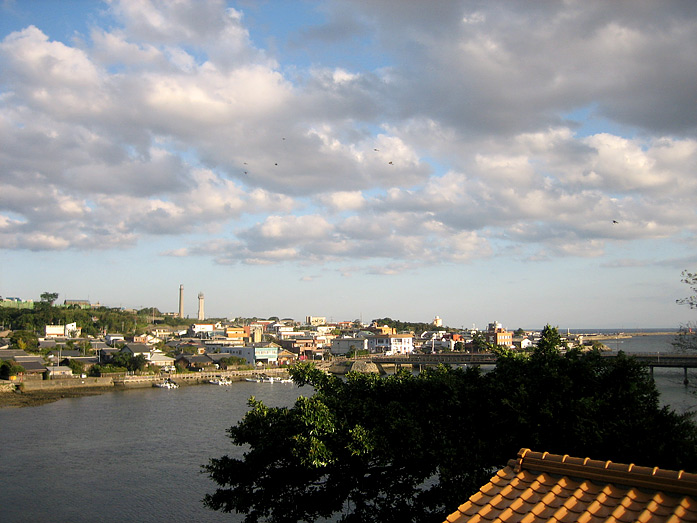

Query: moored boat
left=209, top=377, right=232, bottom=385
left=154, top=378, right=179, bottom=389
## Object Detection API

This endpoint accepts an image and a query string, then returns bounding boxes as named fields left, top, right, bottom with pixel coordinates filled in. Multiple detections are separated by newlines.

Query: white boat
left=154, top=379, right=178, bottom=389
left=245, top=377, right=261, bottom=382
left=259, top=376, right=293, bottom=384
left=209, top=377, right=232, bottom=385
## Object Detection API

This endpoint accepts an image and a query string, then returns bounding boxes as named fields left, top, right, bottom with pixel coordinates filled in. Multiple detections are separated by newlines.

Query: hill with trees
left=0, top=297, right=189, bottom=338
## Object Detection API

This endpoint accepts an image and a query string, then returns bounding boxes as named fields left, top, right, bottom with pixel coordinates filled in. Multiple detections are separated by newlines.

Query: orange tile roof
left=444, top=448, right=697, bottom=523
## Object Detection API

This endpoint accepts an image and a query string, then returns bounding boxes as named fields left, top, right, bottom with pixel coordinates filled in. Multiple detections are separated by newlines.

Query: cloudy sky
left=1, top=0, right=696, bottom=329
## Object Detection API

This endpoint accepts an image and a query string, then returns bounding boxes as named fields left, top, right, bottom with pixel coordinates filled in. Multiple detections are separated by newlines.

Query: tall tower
left=198, top=292, right=205, bottom=321
left=178, top=285, right=184, bottom=318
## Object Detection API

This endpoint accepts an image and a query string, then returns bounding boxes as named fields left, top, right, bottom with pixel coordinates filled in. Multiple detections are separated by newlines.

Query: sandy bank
left=0, top=386, right=116, bottom=409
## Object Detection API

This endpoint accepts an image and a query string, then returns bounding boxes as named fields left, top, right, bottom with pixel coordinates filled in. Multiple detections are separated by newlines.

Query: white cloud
left=1, top=0, right=696, bottom=310
left=316, top=191, right=365, bottom=212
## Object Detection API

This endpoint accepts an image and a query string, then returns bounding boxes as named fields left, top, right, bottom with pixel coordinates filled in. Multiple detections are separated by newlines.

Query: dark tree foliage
left=371, top=317, right=438, bottom=334
left=108, top=353, right=147, bottom=372
left=40, top=291, right=59, bottom=305
left=218, top=356, right=248, bottom=368
left=0, top=360, right=25, bottom=379
left=204, top=350, right=697, bottom=523
left=0, top=304, right=190, bottom=341
left=10, top=330, right=39, bottom=351
left=67, top=358, right=84, bottom=374
left=535, top=324, right=566, bottom=354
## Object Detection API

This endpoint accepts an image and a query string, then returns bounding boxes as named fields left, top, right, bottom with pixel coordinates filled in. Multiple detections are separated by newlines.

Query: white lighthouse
left=198, top=292, right=205, bottom=321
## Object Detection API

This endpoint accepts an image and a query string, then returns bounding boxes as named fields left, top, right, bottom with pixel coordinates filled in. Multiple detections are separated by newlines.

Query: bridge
left=369, top=352, right=697, bottom=383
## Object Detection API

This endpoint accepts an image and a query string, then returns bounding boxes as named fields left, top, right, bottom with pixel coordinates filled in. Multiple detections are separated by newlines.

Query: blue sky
left=1, top=0, right=696, bottom=329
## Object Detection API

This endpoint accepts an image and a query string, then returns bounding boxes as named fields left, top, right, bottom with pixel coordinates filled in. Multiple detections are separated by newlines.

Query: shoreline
left=0, top=386, right=117, bottom=409
left=0, top=369, right=292, bottom=409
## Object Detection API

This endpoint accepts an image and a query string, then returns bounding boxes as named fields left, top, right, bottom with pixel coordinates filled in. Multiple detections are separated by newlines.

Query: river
left=0, top=381, right=306, bottom=523
left=1, top=334, right=696, bottom=522
left=593, top=333, right=697, bottom=414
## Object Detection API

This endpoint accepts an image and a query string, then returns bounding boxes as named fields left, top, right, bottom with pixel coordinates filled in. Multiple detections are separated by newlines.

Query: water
left=596, top=332, right=677, bottom=353
left=0, top=381, right=306, bottom=523
left=588, top=333, right=697, bottom=414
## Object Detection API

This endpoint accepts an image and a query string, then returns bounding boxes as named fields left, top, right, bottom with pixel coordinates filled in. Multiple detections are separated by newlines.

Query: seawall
left=19, top=377, right=114, bottom=391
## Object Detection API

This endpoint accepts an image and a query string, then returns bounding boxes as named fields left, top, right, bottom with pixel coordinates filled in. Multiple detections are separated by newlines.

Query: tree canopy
left=674, top=270, right=697, bottom=351
left=371, top=317, right=442, bottom=334
left=204, top=347, right=697, bottom=523
left=40, top=291, right=59, bottom=305
left=535, top=324, right=566, bottom=355
left=0, top=302, right=190, bottom=342
left=10, top=330, right=39, bottom=351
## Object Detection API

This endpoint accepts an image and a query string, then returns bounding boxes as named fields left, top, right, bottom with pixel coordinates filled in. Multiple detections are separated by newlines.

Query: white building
left=45, top=322, right=81, bottom=338
left=367, top=334, right=414, bottom=355
left=219, top=344, right=279, bottom=366
left=106, top=334, right=125, bottom=346
left=274, top=326, right=297, bottom=339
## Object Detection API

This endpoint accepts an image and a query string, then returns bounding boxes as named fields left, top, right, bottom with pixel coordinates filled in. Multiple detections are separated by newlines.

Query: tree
left=674, top=270, right=697, bottom=351
left=218, top=356, right=248, bottom=369
left=10, top=330, right=39, bottom=352
left=0, top=361, right=25, bottom=379
left=204, top=353, right=697, bottom=522
left=67, top=358, right=84, bottom=375
left=109, top=352, right=147, bottom=373
left=470, top=331, right=491, bottom=352
left=39, top=292, right=59, bottom=306
left=535, top=324, right=566, bottom=355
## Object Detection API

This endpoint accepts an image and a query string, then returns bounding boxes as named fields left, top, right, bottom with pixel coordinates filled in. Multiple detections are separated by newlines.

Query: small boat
left=245, top=377, right=261, bottom=382
left=259, top=376, right=293, bottom=384
left=154, top=379, right=178, bottom=389
left=209, top=377, right=232, bottom=385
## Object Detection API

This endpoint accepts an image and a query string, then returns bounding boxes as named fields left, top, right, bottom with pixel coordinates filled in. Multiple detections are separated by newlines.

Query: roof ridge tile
left=514, top=448, right=697, bottom=497
left=444, top=450, right=697, bottom=523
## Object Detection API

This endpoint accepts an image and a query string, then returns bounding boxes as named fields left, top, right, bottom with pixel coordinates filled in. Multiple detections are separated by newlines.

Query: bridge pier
left=685, top=367, right=689, bottom=386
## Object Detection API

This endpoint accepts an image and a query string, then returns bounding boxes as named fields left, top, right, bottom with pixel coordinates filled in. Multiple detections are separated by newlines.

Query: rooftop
left=444, top=448, right=697, bottom=522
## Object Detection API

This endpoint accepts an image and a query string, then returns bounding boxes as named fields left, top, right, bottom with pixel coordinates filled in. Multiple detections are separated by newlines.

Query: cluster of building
left=1, top=306, right=589, bottom=381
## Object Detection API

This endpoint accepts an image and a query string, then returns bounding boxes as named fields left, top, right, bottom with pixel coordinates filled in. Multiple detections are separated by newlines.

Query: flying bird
left=612, top=220, right=619, bottom=224
left=374, top=148, right=379, bottom=151
left=388, top=161, right=393, bottom=165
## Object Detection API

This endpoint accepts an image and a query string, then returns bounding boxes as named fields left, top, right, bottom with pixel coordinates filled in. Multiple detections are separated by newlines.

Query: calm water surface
left=603, top=333, right=697, bottom=414
left=2, top=335, right=696, bottom=522
left=0, top=381, right=306, bottom=523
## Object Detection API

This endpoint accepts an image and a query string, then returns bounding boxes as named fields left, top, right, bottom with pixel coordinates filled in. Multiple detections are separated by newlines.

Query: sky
left=1, top=0, right=696, bottom=330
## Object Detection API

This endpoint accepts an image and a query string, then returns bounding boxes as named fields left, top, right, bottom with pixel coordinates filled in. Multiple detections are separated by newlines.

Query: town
left=0, top=291, right=604, bottom=384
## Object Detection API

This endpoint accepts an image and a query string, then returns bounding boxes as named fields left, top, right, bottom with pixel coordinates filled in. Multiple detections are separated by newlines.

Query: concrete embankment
left=19, top=377, right=114, bottom=391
